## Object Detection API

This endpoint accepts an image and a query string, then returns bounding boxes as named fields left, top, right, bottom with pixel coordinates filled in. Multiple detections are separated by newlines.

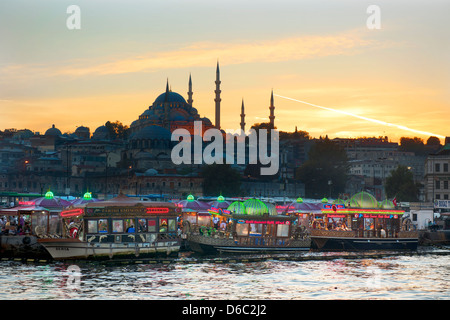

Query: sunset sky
left=1, top=0, right=449, bottom=143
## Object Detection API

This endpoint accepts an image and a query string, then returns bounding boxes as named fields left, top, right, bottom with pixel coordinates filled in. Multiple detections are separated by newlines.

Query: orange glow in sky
left=0, top=1, right=448, bottom=143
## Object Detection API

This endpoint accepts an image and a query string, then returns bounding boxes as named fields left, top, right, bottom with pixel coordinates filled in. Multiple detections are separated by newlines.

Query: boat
left=310, top=192, right=419, bottom=251
left=0, top=205, right=58, bottom=259
left=39, top=193, right=181, bottom=260
left=184, top=198, right=310, bottom=254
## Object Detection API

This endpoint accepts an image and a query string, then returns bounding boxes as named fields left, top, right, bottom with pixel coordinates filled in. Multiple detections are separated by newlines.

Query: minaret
left=164, top=78, right=170, bottom=103
left=214, top=61, right=221, bottom=130
left=240, top=99, right=246, bottom=132
left=187, top=73, right=193, bottom=106
left=269, top=89, right=275, bottom=129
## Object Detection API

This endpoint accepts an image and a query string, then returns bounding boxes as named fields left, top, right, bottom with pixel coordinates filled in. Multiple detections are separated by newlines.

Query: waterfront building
left=424, top=138, right=450, bottom=202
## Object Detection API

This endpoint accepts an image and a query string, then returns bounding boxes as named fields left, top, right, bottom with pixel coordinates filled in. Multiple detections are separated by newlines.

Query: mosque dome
left=153, top=91, right=187, bottom=105
left=45, top=124, right=62, bottom=136
left=92, top=125, right=110, bottom=140
left=130, top=125, right=171, bottom=140
left=348, top=191, right=378, bottom=208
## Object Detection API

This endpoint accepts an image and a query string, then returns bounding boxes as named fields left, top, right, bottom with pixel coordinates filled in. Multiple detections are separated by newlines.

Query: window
left=249, top=223, right=263, bottom=236
left=444, top=163, right=449, bottom=172
left=137, top=219, right=147, bottom=232
left=124, top=219, right=135, bottom=232
left=159, top=218, right=168, bottom=232
left=436, top=180, right=440, bottom=189
left=435, top=163, right=440, bottom=172
left=236, top=223, right=249, bottom=236
left=436, top=194, right=441, bottom=200
left=168, top=219, right=176, bottom=232
left=148, top=219, right=157, bottom=232
left=412, top=214, right=417, bottom=221
left=87, top=220, right=98, bottom=233
left=444, top=194, right=449, bottom=200
left=98, top=219, right=108, bottom=233
left=276, top=224, right=290, bottom=237
left=112, top=220, right=123, bottom=233
left=444, top=181, right=448, bottom=190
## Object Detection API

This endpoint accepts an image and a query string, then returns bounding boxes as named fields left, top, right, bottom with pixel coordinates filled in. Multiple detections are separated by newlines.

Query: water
left=0, top=248, right=449, bottom=300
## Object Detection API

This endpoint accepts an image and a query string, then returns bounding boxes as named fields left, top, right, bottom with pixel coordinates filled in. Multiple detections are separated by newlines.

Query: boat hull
left=311, top=236, right=418, bottom=251
left=187, top=234, right=310, bottom=255
left=39, top=238, right=180, bottom=260
left=0, top=235, right=52, bottom=259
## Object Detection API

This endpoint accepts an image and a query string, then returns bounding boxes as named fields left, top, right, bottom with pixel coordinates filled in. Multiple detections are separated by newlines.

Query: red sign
left=244, top=220, right=289, bottom=225
left=61, top=208, right=84, bottom=217
left=146, top=207, right=169, bottom=214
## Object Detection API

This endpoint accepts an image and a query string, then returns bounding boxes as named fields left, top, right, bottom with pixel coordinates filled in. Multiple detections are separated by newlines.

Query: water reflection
left=0, top=250, right=448, bottom=300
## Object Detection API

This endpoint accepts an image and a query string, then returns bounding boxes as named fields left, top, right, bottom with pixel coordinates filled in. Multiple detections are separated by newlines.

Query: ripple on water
left=0, top=253, right=448, bottom=299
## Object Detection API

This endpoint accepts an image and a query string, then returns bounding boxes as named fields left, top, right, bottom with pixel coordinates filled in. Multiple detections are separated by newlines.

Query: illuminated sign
left=61, top=208, right=84, bottom=217
left=323, top=204, right=345, bottom=210
left=146, top=207, right=170, bottom=214
left=242, top=220, right=290, bottom=225
left=18, top=201, right=35, bottom=206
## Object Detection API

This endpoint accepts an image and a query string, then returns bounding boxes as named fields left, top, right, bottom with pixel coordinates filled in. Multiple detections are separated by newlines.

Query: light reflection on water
left=0, top=251, right=449, bottom=300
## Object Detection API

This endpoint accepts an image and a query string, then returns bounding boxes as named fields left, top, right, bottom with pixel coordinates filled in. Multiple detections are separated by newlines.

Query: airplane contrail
left=274, top=93, right=446, bottom=139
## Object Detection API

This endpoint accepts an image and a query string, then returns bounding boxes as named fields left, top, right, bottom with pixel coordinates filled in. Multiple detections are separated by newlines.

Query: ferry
left=39, top=193, right=181, bottom=260
left=310, top=192, right=419, bottom=251
left=184, top=198, right=310, bottom=254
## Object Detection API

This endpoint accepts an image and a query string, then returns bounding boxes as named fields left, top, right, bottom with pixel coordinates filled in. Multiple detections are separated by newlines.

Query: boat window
left=112, top=219, right=124, bottom=233
left=276, top=224, right=289, bottom=237
left=87, top=220, right=98, bottom=234
left=124, top=219, right=135, bottom=233
left=148, top=219, right=157, bottom=232
left=236, top=223, right=249, bottom=236
left=249, top=223, right=262, bottom=236
left=265, top=224, right=275, bottom=237
left=137, top=219, right=147, bottom=232
left=159, top=218, right=168, bottom=232
left=32, top=212, right=48, bottom=235
left=49, top=214, right=61, bottom=235
left=197, top=215, right=210, bottom=226
left=168, top=218, right=176, bottom=232
left=98, top=219, right=108, bottom=233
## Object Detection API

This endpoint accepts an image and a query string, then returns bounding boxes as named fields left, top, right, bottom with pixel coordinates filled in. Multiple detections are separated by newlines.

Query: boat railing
left=311, top=229, right=418, bottom=238
left=158, top=232, right=181, bottom=243
left=189, top=225, right=306, bottom=247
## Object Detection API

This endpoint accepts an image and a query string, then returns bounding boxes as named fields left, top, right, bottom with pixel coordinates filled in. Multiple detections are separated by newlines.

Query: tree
left=105, top=121, right=130, bottom=140
left=201, top=164, right=242, bottom=197
left=296, top=137, right=349, bottom=198
left=399, top=137, right=427, bottom=155
left=426, top=136, right=441, bottom=146
left=385, top=165, right=419, bottom=202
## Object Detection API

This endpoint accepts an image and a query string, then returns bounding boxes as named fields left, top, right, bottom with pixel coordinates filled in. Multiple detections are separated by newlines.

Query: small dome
left=227, top=201, right=247, bottom=214
left=130, top=125, right=171, bottom=140
left=45, top=124, right=62, bottom=136
left=75, top=126, right=89, bottom=133
left=144, top=168, right=158, bottom=176
left=348, top=191, right=378, bottom=208
left=243, top=199, right=268, bottom=216
left=379, top=199, right=395, bottom=209
left=92, top=125, right=110, bottom=140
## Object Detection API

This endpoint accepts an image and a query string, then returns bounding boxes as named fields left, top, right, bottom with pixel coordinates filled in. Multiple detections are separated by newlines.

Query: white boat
left=39, top=193, right=181, bottom=260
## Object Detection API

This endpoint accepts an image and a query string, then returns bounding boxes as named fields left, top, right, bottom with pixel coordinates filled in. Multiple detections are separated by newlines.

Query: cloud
left=41, top=30, right=377, bottom=77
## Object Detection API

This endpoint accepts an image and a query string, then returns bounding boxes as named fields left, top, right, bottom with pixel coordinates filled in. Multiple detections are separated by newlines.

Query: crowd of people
left=0, top=215, right=31, bottom=235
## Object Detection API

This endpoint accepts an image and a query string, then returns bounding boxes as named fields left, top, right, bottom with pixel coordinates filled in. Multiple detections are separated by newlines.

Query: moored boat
left=39, top=193, right=181, bottom=260
left=310, top=192, right=418, bottom=251
left=185, top=198, right=310, bottom=254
